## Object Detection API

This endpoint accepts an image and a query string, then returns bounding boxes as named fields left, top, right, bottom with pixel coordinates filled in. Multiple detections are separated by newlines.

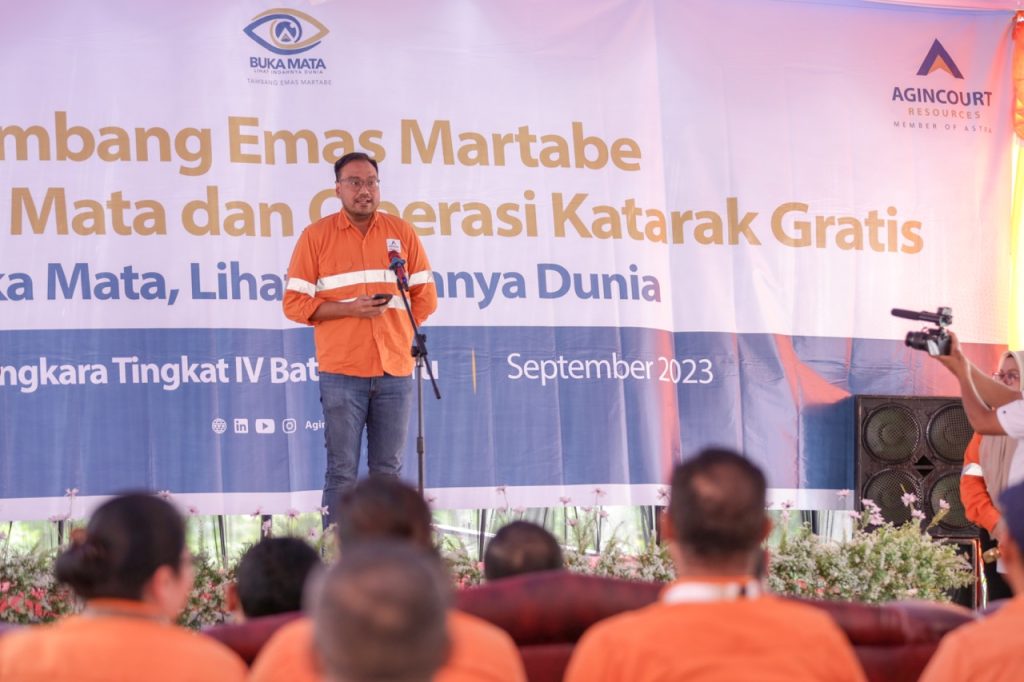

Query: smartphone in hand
left=372, top=293, right=393, bottom=306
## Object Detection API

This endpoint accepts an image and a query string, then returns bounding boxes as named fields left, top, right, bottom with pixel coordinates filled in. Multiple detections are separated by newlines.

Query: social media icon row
left=211, top=418, right=298, bottom=435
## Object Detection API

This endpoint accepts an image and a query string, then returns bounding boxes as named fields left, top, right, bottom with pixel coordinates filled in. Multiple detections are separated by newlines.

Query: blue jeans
left=318, top=372, right=414, bottom=527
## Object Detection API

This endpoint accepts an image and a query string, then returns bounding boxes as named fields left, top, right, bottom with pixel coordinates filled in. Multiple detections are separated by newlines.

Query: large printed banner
left=0, top=0, right=1015, bottom=518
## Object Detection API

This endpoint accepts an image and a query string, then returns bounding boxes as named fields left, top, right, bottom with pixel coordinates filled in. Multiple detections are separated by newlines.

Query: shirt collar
left=661, top=576, right=762, bottom=604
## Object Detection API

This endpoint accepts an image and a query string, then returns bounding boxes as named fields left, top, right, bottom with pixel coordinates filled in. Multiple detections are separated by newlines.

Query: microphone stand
left=392, top=259, right=441, bottom=496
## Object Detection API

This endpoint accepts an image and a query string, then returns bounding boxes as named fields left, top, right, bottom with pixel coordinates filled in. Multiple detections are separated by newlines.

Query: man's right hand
left=345, top=295, right=388, bottom=318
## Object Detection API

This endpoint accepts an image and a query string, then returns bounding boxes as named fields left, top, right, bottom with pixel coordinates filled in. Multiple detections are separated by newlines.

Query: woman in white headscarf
left=960, top=349, right=1023, bottom=601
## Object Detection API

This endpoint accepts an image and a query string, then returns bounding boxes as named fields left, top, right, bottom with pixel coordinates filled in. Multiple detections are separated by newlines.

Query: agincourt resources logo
left=891, top=39, right=992, bottom=133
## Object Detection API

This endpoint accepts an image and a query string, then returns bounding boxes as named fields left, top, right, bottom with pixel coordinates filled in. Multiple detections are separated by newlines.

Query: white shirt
left=996, top=400, right=1024, bottom=487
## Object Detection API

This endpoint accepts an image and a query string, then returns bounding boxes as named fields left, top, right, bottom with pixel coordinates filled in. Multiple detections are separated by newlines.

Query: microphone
left=388, top=250, right=409, bottom=290
left=890, top=308, right=952, bottom=326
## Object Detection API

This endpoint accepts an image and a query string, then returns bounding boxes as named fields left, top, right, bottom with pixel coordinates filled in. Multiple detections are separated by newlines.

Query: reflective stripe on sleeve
left=962, top=463, right=984, bottom=477
left=286, top=277, right=316, bottom=296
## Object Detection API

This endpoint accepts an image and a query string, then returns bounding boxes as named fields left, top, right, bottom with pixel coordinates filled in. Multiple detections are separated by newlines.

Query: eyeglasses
left=338, top=177, right=380, bottom=190
left=993, top=371, right=1021, bottom=383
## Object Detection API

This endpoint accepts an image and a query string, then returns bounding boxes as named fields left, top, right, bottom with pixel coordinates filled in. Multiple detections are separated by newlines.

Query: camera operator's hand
left=934, top=330, right=967, bottom=377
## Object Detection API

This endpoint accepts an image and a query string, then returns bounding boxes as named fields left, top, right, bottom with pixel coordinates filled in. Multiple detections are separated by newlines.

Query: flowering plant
left=0, top=549, right=78, bottom=624
left=766, top=496, right=974, bottom=604
left=177, top=552, right=234, bottom=629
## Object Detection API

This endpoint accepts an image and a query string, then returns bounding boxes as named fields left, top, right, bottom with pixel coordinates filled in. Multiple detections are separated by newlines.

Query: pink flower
left=512, top=506, right=525, bottom=514
left=911, top=509, right=926, bottom=521
left=869, top=513, right=885, bottom=525
left=187, top=505, right=199, bottom=516
left=250, top=507, right=263, bottom=517
left=559, top=496, right=572, bottom=505
left=835, top=489, right=851, bottom=499
left=780, top=500, right=794, bottom=510
left=286, top=508, right=300, bottom=519
left=939, top=499, right=951, bottom=511
left=795, top=579, right=807, bottom=590
left=495, top=485, right=507, bottom=494
left=315, top=505, right=329, bottom=516
left=157, top=490, right=172, bottom=500
left=567, top=519, right=578, bottom=527
left=900, top=492, right=917, bottom=508
left=656, top=488, right=669, bottom=502
left=64, top=488, right=79, bottom=498
left=593, top=487, right=607, bottom=499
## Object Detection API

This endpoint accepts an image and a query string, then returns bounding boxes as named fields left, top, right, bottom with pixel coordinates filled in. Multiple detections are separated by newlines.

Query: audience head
left=484, top=520, right=564, bottom=581
left=667, top=448, right=769, bottom=575
left=54, top=492, right=191, bottom=617
left=230, top=537, right=321, bottom=620
left=998, top=482, right=1024, bottom=594
left=310, top=541, right=450, bottom=682
left=334, top=476, right=435, bottom=553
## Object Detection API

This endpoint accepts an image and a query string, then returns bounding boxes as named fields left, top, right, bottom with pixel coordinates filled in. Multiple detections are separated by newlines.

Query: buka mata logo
left=245, top=8, right=329, bottom=72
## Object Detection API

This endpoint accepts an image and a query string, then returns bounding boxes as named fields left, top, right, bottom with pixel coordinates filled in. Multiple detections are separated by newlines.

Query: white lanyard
left=662, top=579, right=762, bottom=604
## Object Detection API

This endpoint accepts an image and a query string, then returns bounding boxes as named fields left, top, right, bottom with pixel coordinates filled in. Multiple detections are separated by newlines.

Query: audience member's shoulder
left=445, top=609, right=526, bottom=682
left=264, top=614, right=314, bottom=644
left=176, top=625, right=249, bottom=670
left=449, top=609, right=517, bottom=650
left=249, top=616, right=317, bottom=682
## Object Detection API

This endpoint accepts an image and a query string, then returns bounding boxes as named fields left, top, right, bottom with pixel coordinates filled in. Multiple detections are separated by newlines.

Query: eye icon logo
left=244, top=9, right=329, bottom=55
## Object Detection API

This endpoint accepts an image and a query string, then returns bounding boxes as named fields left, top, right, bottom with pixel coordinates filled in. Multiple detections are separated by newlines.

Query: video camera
left=891, top=307, right=953, bottom=356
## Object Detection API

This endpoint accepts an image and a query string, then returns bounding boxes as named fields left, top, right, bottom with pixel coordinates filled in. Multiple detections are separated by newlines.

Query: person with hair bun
left=0, top=492, right=246, bottom=681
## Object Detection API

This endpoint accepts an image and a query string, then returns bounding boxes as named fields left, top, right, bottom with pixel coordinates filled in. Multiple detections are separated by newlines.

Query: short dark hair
left=334, top=477, right=435, bottom=553
left=668, top=448, right=767, bottom=561
left=334, top=152, right=379, bottom=181
left=311, top=541, right=450, bottom=682
left=235, top=537, right=321, bottom=618
left=484, top=521, right=564, bottom=581
left=55, top=492, right=185, bottom=601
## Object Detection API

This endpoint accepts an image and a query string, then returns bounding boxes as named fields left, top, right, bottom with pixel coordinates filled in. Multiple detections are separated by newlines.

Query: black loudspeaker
left=854, top=395, right=977, bottom=538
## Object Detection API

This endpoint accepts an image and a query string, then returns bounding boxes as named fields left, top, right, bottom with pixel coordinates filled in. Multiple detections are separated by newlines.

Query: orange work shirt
left=0, top=598, right=247, bottom=682
left=283, top=210, right=437, bottom=377
left=248, top=609, right=527, bottom=682
left=918, top=595, right=1024, bottom=682
left=564, top=578, right=867, bottom=682
left=961, top=433, right=1002, bottom=533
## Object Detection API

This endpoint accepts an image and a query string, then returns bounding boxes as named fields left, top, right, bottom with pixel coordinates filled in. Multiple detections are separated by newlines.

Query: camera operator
left=934, top=333, right=1024, bottom=543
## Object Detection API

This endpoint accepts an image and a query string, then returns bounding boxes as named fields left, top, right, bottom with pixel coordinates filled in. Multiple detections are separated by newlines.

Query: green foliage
left=767, top=504, right=974, bottom=604
left=0, top=549, right=78, bottom=624
left=176, top=552, right=234, bottom=629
